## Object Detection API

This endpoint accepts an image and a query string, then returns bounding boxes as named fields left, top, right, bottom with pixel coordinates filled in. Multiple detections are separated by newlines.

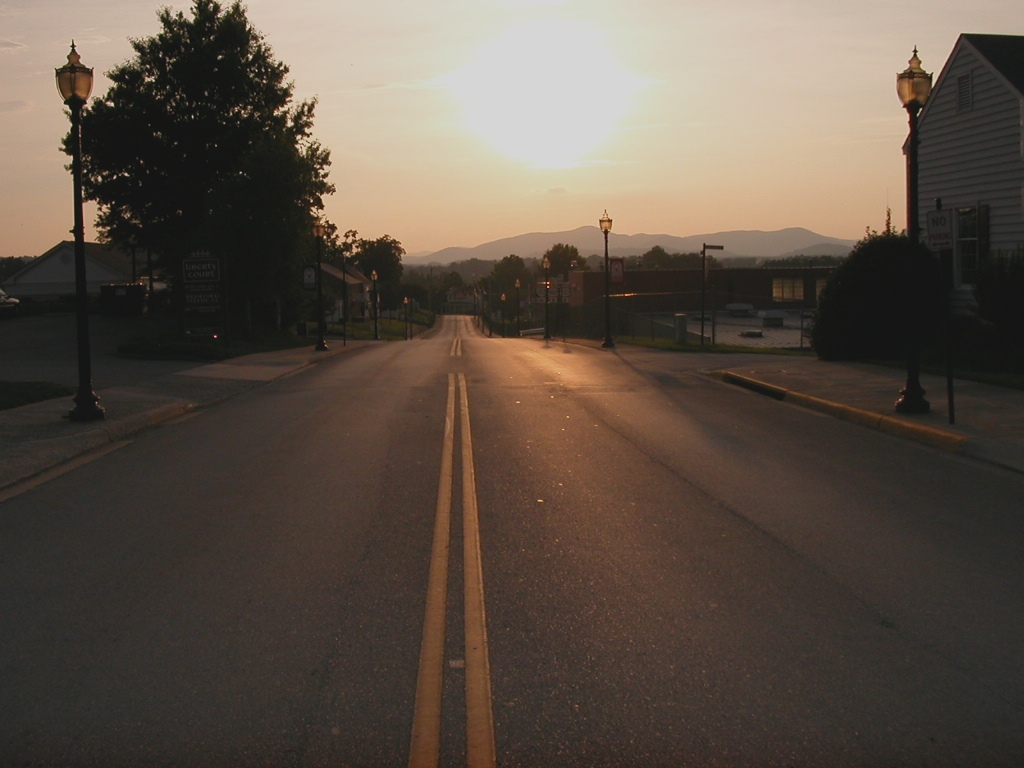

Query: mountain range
left=408, top=227, right=856, bottom=265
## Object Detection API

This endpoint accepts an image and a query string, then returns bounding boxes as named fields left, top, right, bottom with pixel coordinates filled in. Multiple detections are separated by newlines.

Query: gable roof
left=963, top=34, right=1024, bottom=97
left=321, top=263, right=371, bottom=287
left=4, top=241, right=134, bottom=285
left=917, top=33, right=1024, bottom=127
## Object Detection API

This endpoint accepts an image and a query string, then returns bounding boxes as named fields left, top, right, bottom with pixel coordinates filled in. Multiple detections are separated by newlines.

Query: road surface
left=2, top=315, right=1023, bottom=767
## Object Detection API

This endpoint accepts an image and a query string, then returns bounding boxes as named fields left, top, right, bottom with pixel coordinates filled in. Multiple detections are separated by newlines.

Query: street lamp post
left=312, top=220, right=328, bottom=351
left=701, top=243, right=724, bottom=347
left=371, top=270, right=380, bottom=340
left=340, top=248, right=347, bottom=347
left=501, top=293, right=507, bottom=338
left=895, top=47, right=933, bottom=414
left=514, top=278, right=521, bottom=337
left=600, top=210, right=614, bottom=348
left=404, top=296, right=411, bottom=340
left=56, top=42, right=104, bottom=422
left=542, top=256, right=551, bottom=340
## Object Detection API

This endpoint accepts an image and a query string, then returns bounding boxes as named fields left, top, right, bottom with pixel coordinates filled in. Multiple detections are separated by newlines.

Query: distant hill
left=411, top=227, right=854, bottom=264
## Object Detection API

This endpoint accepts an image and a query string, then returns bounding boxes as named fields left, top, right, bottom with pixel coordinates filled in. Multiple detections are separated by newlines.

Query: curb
left=713, top=371, right=971, bottom=455
left=0, top=342, right=368, bottom=495
left=0, top=401, right=196, bottom=493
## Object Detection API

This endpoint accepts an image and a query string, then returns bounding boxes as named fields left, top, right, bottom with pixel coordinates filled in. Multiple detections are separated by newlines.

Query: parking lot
left=0, top=311, right=196, bottom=388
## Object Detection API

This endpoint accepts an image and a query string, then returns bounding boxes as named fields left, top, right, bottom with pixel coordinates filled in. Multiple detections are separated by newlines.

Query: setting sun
left=442, top=22, right=649, bottom=169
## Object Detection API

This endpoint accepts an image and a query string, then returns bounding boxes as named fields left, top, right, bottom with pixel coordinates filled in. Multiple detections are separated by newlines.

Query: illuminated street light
left=600, top=210, right=614, bottom=348
left=542, top=256, right=551, bottom=340
left=371, top=270, right=380, bottom=340
left=56, top=42, right=104, bottom=422
left=514, top=278, right=521, bottom=337
left=312, top=219, right=328, bottom=351
left=895, top=47, right=933, bottom=415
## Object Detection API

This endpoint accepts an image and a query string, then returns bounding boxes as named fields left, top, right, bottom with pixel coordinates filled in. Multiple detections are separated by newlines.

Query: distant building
left=321, top=262, right=372, bottom=321
left=916, top=34, right=1024, bottom=286
left=1, top=241, right=136, bottom=302
left=568, top=266, right=836, bottom=311
left=566, top=265, right=836, bottom=340
left=445, top=286, right=479, bottom=314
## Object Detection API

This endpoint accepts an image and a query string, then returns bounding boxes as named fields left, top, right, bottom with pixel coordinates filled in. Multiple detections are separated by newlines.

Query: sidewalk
left=707, top=357, right=1024, bottom=473
left=530, top=336, right=1024, bottom=475
left=0, top=341, right=371, bottom=492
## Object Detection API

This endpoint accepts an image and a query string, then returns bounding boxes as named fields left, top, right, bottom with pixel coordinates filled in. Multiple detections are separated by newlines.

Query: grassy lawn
left=326, top=311, right=435, bottom=342
left=0, top=381, right=76, bottom=411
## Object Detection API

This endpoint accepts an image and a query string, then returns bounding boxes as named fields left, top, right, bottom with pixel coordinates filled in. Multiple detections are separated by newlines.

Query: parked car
left=0, top=289, right=19, bottom=317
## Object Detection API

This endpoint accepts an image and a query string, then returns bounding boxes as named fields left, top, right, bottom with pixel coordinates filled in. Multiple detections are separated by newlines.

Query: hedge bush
left=812, top=232, right=943, bottom=361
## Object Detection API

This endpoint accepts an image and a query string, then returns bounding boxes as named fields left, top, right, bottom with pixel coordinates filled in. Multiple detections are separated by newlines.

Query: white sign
left=927, top=210, right=954, bottom=250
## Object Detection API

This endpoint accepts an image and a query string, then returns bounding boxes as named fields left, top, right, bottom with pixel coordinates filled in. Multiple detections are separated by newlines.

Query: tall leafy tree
left=539, top=243, right=583, bottom=279
left=489, top=254, right=530, bottom=293
left=74, top=0, right=333, bottom=327
left=352, top=235, right=405, bottom=310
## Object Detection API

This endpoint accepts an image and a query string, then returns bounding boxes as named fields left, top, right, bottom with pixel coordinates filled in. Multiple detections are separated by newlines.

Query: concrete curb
left=0, top=401, right=196, bottom=492
left=713, top=371, right=972, bottom=455
left=0, top=339, right=376, bottom=494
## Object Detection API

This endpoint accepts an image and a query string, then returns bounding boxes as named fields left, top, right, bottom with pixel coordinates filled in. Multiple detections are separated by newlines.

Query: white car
left=0, top=289, right=19, bottom=318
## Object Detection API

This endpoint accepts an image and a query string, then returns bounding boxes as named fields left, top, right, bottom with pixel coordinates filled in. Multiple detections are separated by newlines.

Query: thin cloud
left=0, top=100, right=31, bottom=113
left=330, top=79, right=443, bottom=95
left=0, top=39, right=25, bottom=52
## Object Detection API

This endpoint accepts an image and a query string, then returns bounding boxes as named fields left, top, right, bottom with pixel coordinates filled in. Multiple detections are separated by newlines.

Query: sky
left=2, top=0, right=1022, bottom=259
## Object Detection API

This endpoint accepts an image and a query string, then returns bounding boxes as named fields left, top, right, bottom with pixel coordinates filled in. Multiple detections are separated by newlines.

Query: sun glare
left=443, top=22, right=648, bottom=169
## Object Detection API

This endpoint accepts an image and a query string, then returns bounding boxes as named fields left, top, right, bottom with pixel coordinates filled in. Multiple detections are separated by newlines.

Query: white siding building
left=917, top=34, right=1024, bottom=286
left=2, top=241, right=135, bottom=301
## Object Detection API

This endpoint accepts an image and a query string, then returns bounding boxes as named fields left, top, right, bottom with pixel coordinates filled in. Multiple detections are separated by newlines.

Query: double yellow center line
left=408, top=373, right=495, bottom=768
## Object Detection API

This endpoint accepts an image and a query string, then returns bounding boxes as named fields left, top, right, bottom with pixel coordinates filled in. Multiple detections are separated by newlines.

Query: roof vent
left=957, top=72, right=973, bottom=112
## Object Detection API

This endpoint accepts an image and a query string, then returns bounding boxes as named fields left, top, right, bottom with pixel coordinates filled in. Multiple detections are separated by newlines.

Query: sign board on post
left=927, top=209, right=954, bottom=250
left=183, top=252, right=225, bottom=337
left=610, top=258, right=625, bottom=285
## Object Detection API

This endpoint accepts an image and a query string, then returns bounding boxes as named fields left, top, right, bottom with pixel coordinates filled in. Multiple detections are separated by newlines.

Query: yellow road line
left=459, top=373, right=497, bottom=768
left=408, top=374, right=457, bottom=768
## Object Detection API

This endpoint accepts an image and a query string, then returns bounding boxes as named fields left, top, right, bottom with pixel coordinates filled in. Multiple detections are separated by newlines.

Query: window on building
left=772, top=278, right=804, bottom=302
left=956, top=72, right=973, bottom=113
left=956, top=205, right=988, bottom=286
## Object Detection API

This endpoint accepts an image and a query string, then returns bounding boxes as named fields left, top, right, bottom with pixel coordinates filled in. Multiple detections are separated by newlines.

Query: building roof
left=962, top=34, right=1024, bottom=96
left=321, top=263, right=370, bottom=286
left=4, top=241, right=134, bottom=286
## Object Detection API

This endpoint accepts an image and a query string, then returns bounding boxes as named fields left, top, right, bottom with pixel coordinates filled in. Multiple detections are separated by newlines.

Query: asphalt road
left=2, top=315, right=1023, bottom=767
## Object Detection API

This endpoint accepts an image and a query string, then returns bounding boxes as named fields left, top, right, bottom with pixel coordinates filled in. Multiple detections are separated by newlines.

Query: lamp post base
left=69, top=390, right=105, bottom=422
left=895, top=385, right=930, bottom=414
left=316, top=340, right=329, bottom=351
left=602, top=338, right=615, bottom=349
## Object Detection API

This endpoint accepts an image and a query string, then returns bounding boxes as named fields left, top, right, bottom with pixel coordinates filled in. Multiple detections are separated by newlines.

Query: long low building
left=566, top=265, right=836, bottom=312
left=2, top=241, right=137, bottom=302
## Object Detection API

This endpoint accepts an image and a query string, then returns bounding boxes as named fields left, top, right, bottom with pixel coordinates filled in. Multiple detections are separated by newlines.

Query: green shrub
left=812, top=232, right=942, bottom=361
left=974, top=247, right=1024, bottom=350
